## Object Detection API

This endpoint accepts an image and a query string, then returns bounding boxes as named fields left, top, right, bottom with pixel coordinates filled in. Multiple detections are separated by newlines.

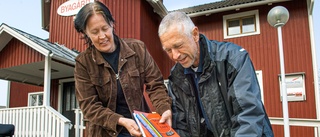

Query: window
left=28, top=92, right=43, bottom=106
left=223, top=10, right=260, bottom=39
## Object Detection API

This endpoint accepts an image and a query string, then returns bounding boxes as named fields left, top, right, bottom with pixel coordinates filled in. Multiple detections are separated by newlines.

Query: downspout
left=43, top=51, right=52, bottom=106
left=307, top=0, right=319, bottom=136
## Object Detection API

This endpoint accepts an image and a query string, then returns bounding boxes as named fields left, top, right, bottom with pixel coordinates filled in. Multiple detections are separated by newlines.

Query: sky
left=0, top=0, right=319, bottom=107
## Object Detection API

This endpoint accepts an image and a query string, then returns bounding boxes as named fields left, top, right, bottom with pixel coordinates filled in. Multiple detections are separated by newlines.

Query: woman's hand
left=159, top=109, right=172, bottom=126
left=118, top=117, right=142, bottom=137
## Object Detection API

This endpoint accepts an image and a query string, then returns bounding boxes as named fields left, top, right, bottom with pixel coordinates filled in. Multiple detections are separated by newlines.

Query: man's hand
left=159, top=110, right=172, bottom=126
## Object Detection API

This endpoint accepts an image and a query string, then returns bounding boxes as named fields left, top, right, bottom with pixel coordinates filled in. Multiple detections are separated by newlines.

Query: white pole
left=277, top=26, right=290, bottom=137
left=43, top=55, right=51, bottom=106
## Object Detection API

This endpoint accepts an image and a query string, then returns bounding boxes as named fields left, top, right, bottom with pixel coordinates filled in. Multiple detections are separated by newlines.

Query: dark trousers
left=200, top=120, right=214, bottom=137
left=117, top=132, right=132, bottom=137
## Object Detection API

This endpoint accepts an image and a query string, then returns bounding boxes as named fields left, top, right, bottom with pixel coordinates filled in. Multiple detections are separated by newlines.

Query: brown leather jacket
left=74, top=38, right=172, bottom=137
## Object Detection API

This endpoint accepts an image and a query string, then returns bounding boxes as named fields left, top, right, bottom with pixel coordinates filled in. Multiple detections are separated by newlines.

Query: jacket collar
left=184, top=35, right=205, bottom=75
left=91, top=38, right=136, bottom=66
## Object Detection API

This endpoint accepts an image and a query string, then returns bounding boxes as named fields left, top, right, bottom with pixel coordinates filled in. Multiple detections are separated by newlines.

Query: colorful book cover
left=134, top=113, right=153, bottom=137
left=133, top=110, right=180, bottom=137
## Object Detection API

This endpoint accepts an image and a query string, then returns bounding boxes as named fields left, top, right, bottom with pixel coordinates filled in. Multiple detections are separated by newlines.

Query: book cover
left=133, top=110, right=180, bottom=137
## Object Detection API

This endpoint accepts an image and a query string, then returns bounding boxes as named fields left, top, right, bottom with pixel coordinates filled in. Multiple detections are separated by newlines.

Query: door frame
left=58, top=78, right=74, bottom=113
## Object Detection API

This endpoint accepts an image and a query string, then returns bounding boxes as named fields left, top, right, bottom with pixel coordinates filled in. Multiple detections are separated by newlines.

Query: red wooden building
left=0, top=0, right=318, bottom=137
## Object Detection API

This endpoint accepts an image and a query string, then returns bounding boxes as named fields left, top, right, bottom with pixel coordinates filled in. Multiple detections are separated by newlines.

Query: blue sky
left=0, top=0, right=319, bottom=106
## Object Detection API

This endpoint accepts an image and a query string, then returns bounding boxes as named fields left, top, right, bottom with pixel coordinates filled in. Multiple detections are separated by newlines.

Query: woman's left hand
left=118, top=117, right=142, bottom=136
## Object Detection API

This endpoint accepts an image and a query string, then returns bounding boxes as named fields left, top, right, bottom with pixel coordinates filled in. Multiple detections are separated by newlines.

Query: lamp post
left=267, top=6, right=290, bottom=137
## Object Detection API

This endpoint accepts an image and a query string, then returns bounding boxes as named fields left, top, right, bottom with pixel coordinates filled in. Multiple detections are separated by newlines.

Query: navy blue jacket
left=168, top=34, right=274, bottom=137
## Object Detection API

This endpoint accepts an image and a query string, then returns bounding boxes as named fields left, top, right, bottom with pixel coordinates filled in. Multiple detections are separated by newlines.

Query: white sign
left=57, top=0, right=94, bottom=16
left=279, top=73, right=306, bottom=102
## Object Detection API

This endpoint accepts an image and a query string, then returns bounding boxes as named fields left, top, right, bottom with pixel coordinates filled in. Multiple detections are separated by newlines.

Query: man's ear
left=192, top=26, right=199, bottom=42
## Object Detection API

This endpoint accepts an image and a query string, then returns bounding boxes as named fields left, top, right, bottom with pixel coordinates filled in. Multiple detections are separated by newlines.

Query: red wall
left=191, top=1, right=315, bottom=136
left=6, top=0, right=316, bottom=136
left=0, top=38, right=43, bottom=68
left=48, top=0, right=172, bottom=77
left=139, top=0, right=174, bottom=78
left=9, top=82, right=43, bottom=107
left=49, top=0, right=143, bottom=53
left=9, top=79, right=59, bottom=110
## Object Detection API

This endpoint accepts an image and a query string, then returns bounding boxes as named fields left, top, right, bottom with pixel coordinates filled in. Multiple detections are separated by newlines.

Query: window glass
left=66, top=88, right=71, bottom=111
left=71, top=86, right=76, bottom=110
left=242, top=17, right=255, bottom=33
left=38, top=94, right=43, bottom=106
left=228, top=20, right=240, bottom=35
left=28, top=92, right=44, bottom=106
left=31, top=95, right=37, bottom=106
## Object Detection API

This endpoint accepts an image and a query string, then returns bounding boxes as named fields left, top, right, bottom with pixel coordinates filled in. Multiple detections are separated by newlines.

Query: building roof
left=174, top=0, right=263, bottom=14
left=0, top=23, right=78, bottom=65
left=0, top=23, right=78, bottom=85
left=169, top=0, right=290, bottom=17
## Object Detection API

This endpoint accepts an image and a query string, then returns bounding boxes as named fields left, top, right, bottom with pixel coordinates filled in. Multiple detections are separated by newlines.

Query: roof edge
left=187, top=0, right=291, bottom=18
left=308, top=0, right=314, bottom=14
left=146, top=0, right=168, bottom=18
left=0, top=24, right=50, bottom=55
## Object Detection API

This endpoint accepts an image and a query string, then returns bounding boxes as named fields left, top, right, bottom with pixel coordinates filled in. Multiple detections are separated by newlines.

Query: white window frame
left=28, top=92, right=44, bottom=106
left=223, top=10, right=260, bottom=39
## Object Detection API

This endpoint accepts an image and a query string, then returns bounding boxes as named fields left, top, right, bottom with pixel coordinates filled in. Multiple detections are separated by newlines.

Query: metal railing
left=0, top=106, right=72, bottom=137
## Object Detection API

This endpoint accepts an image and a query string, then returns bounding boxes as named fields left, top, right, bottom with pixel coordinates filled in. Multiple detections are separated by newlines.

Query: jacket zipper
left=219, top=129, right=225, bottom=137
left=115, top=73, right=119, bottom=80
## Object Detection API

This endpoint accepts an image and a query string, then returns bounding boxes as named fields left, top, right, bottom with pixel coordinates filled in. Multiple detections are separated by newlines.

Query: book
left=133, top=110, right=180, bottom=137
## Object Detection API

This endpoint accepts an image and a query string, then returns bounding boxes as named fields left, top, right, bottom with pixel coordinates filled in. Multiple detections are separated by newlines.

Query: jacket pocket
left=128, top=70, right=141, bottom=91
left=90, top=76, right=111, bottom=102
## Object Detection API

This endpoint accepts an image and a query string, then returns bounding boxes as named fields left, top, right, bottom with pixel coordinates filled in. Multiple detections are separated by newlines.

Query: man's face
left=160, top=27, right=200, bottom=68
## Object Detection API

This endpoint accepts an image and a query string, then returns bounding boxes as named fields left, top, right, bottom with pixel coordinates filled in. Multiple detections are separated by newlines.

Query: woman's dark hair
left=74, top=1, right=116, bottom=46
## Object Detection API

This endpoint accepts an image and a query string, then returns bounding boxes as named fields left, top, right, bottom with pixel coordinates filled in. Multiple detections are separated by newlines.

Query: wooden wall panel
left=50, top=79, right=59, bottom=110
left=9, top=79, right=59, bottom=110
left=49, top=0, right=174, bottom=77
left=139, top=0, right=174, bottom=78
left=192, top=0, right=315, bottom=118
left=49, top=0, right=142, bottom=53
left=9, top=82, right=43, bottom=107
left=44, top=0, right=316, bottom=136
left=0, top=38, right=43, bottom=68
left=49, top=0, right=85, bottom=52
left=190, top=1, right=315, bottom=136
left=272, top=125, right=315, bottom=137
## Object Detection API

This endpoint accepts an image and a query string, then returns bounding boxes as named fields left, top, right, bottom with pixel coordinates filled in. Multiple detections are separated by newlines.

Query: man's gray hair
left=158, top=11, right=195, bottom=37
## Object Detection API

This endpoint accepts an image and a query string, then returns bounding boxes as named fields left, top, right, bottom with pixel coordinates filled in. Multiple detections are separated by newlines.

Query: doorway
left=62, top=82, right=78, bottom=137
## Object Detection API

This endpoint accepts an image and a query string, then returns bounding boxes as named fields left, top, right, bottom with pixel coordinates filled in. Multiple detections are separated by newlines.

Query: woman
left=73, top=1, right=172, bottom=137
